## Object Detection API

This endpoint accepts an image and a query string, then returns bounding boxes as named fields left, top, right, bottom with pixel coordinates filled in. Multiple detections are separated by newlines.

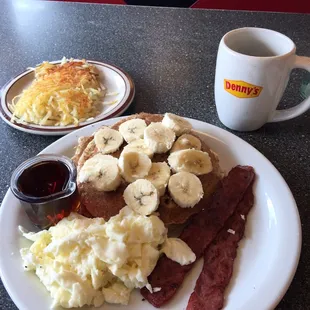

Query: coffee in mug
left=214, top=27, right=310, bottom=131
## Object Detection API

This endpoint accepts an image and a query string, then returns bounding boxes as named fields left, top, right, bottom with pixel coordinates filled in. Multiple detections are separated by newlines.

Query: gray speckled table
left=0, top=0, right=309, bottom=309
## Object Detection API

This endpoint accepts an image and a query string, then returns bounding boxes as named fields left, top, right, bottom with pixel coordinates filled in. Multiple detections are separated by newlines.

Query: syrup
left=11, top=155, right=79, bottom=229
left=17, top=161, right=69, bottom=197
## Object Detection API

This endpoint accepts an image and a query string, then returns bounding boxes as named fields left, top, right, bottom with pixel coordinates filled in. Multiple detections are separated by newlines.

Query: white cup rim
left=222, top=27, right=296, bottom=60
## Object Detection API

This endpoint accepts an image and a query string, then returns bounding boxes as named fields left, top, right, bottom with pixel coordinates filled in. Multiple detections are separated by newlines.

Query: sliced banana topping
left=118, top=119, right=147, bottom=143
left=122, top=139, right=154, bottom=158
left=144, top=122, right=176, bottom=154
left=123, top=179, right=159, bottom=215
left=94, top=127, right=123, bottom=154
left=162, top=113, right=192, bottom=136
left=145, top=162, right=171, bottom=196
left=168, top=149, right=212, bottom=175
left=170, top=134, right=202, bottom=153
left=119, top=151, right=152, bottom=183
left=78, top=154, right=121, bottom=191
left=168, top=172, right=204, bottom=208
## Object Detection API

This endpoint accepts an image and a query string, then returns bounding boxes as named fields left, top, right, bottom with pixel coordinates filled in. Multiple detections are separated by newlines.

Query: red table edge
left=191, top=0, right=310, bottom=13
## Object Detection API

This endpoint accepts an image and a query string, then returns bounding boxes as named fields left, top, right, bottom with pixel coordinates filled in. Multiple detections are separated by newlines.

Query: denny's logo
left=224, top=79, right=263, bottom=98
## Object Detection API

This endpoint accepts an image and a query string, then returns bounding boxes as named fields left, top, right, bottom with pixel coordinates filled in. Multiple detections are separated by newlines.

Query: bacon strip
left=140, top=166, right=255, bottom=307
left=186, top=182, right=255, bottom=310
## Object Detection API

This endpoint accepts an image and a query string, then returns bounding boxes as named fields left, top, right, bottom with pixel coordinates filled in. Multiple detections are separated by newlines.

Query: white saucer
left=0, top=60, right=135, bottom=135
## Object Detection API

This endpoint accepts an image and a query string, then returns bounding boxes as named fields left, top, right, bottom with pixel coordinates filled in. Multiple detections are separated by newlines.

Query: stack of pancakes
left=72, top=113, right=223, bottom=226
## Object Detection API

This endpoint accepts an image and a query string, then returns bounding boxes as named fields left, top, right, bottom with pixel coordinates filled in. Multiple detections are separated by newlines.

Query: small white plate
left=0, top=60, right=135, bottom=136
left=0, top=117, right=302, bottom=310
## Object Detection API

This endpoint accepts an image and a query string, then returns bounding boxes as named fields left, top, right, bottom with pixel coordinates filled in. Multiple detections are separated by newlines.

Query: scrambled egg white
left=20, top=206, right=195, bottom=308
left=161, top=238, right=196, bottom=266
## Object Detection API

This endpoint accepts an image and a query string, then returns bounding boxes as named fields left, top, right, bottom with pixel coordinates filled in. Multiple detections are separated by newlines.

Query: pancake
left=157, top=130, right=222, bottom=225
left=74, top=113, right=222, bottom=224
left=72, top=136, right=93, bottom=166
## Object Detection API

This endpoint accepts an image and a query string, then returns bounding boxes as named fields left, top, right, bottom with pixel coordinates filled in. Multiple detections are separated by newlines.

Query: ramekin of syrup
left=10, top=154, right=79, bottom=229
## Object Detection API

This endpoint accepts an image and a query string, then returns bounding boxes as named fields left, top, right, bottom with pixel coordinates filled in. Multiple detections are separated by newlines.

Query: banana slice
left=168, top=172, right=204, bottom=208
left=122, top=139, right=154, bottom=158
left=162, top=113, right=192, bottom=136
left=145, top=162, right=171, bottom=196
left=170, top=134, right=202, bottom=153
left=119, top=119, right=147, bottom=143
left=119, top=151, right=152, bottom=183
left=94, top=127, right=123, bottom=154
left=78, top=154, right=121, bottom=191
left=168, top=149, right=212, bottom=175
left=123, top=179, right=159, bottom=215
left=144, top=122, right=176, bottom=154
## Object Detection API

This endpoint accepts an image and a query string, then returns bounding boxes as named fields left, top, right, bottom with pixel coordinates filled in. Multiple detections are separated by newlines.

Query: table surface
left=0, top=1, right=309, bottom=309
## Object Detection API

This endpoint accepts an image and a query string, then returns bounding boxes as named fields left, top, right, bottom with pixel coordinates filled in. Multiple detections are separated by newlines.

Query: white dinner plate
left=0, top=60, right=135, bottom=136
left=0, top=117, right=301, bottom=310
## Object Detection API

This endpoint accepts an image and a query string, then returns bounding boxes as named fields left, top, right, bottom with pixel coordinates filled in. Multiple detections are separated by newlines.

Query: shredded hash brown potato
left=9, top=58, right=105, bottom=126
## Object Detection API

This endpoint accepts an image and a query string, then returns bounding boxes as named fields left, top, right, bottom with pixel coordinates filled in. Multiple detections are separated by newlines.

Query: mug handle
left=269, top=55, right=310, bottom=122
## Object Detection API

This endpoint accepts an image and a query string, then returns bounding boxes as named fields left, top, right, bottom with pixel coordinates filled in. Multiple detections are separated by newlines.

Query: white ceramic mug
left=214, top=27, right=310, bottom=131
